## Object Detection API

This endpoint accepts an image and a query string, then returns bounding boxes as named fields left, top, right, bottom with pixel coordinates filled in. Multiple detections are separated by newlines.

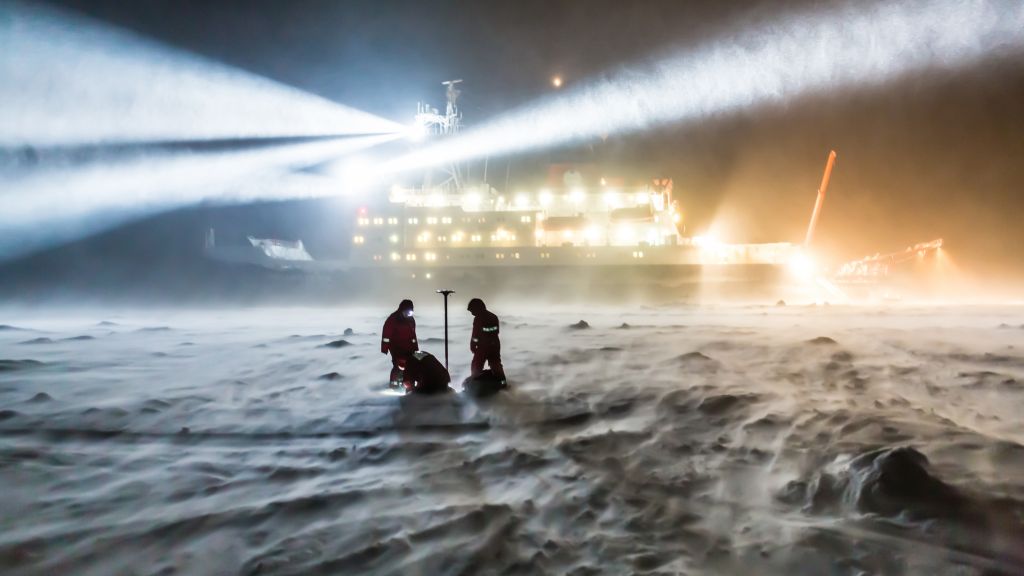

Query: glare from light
left=570, top=188, right=586, bottom=204
left=1, top=1, right=401, bottom=148
left=603, top=191, right=620, bottom=208
left=788, top=252, right=816, bottom=279
left=0, top=134, right=398, bottom=260
left=693, top=233, right=720, bottom=248
left=539, top=189, right=553, bottom=207
left=405, top=121, right=429, bottom=142
left=0, top=0, right=404, bottom=260
left=331, top=156, right=377, bottom=192
left=381, top=0, right=1024, bottom=174
left=552, top=75, right=563, bottom=88
left=514, top=193, right=529, bottom=208
left=464, top=192, right=481, bottom=209
left=616, top=225, right=636, bottom=244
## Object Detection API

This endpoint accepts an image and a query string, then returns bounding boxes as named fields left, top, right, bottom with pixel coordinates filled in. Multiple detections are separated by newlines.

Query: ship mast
left=414, top=79, right=464, bottom=191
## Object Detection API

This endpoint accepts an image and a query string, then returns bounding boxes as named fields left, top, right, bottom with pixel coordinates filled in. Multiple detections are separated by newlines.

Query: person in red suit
left=467, top=298, right=506, bottom=387
left=381, top=299, right=418, bottom=388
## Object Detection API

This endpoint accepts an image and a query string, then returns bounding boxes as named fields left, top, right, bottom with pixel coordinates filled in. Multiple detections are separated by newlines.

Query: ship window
left=442, top=217, right=452, bottom=224
left=357, top=218, right=369, bottom=226
left=390, top=252, right=400, bottom=261
left=388, top=217, right=398, bottom=225
left=520, top=216, right=532, bottom=223
left=514, top=252, right=520, bottom=259
left=405, top=253, right=417, bottom=261
left=407, top=217, right=419, bottom=224
left=373, top=217, right=383, bottom=225
left=471, top=234, right=481, bottom=242
left=352, top=235, right=364, bottom=244
left=389, top=234, right=398, bottom=243
left=427, top=217, right=438, bottom=225
left=373, top=254, right=382, bottom=261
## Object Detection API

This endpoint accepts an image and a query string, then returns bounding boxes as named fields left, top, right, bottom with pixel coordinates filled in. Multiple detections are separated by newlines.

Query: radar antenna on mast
left=443, top=78, right=462, bottom=118
left=413, top=80, right=466, bottom=190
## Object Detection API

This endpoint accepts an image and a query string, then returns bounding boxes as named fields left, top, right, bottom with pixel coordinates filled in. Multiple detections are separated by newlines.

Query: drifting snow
left=0, top=305, right=1022, bottom=574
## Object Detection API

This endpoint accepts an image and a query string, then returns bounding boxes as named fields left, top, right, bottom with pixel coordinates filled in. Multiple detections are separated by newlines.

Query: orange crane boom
left=804, top=150, right=837, bottom=248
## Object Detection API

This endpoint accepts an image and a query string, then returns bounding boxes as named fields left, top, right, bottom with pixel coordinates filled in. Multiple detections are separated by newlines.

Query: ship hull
left=336, top=262, right=791, bottom=304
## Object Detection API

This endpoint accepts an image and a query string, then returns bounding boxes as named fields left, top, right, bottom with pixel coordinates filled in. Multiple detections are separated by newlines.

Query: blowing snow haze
left=4, top=2, right=1024, bottom=575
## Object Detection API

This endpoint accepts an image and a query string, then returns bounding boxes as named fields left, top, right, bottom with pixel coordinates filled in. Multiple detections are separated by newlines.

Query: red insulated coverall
left=470, top=309, right=504, bottom=381
left=381, top=311, right=418, bottom=385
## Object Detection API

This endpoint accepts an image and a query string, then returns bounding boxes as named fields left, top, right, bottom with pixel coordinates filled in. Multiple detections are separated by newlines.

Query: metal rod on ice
left=436, top=289, right=455, bottom=370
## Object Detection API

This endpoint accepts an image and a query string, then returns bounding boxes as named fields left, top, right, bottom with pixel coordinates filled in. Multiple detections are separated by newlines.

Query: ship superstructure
left=349, top=81, right=795, bottom=281
left=350, top=178, right=794, bottom=271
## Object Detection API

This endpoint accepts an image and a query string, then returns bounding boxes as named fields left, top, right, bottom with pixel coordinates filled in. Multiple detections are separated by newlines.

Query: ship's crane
left=804, top=150, right=837, bottom=248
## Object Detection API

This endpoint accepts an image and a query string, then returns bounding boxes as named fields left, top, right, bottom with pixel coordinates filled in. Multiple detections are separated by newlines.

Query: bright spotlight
left=515, top=193, right=529, bottom=208
left=552, top=75, right=563, bottom=88
left=0, top=1, right=404, bottom=261
left=539, top=189, right=553, bottom=207
left=405, top=121, right=429, bottom=142
left=570, top=188, right=586, bottom=204
left=2, top=1, right=401, bottom=148
left=693, top=233, right=720, bottom=248
left=382, top=1, right=1024, bottom=175
left=788, top=252, right=816, bottom=279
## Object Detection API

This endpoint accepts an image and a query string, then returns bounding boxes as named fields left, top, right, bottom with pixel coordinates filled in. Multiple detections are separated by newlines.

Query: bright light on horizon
left=788, top=252, right=817, bottom=280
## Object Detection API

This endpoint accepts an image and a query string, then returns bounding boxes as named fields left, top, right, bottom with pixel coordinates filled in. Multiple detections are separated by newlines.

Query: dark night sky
left=13, top=0, right=1024, bottom=291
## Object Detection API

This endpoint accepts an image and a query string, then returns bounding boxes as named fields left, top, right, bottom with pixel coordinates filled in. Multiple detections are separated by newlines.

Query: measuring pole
left=436, top=289, right=455, bottom=370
